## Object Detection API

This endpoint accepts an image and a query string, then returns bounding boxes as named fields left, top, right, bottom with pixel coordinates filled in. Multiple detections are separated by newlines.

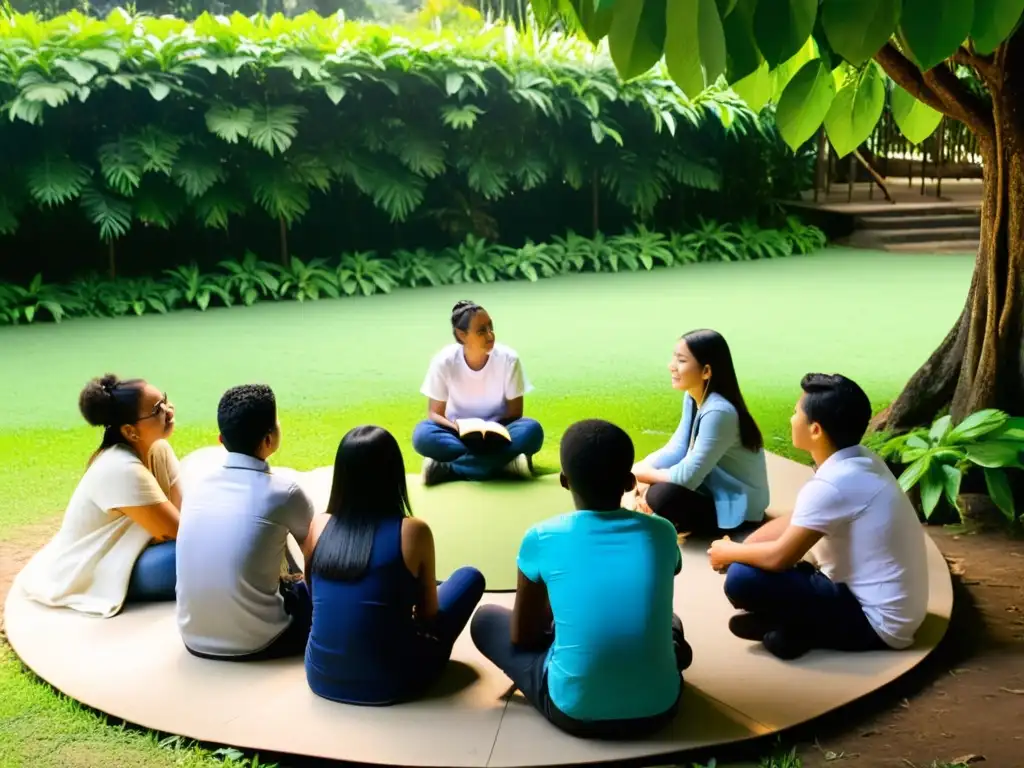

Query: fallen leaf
left=999, top=687, right=1024, bottom=695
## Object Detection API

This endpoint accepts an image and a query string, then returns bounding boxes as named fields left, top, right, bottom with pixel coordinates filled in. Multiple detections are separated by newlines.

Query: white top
left=15, top=444, right=173, bottom=618
left=791, top=445, right=930, bottom=649
left=420, top=342, right=532, bottom=422
left=175, top=452, right=315, bottom=657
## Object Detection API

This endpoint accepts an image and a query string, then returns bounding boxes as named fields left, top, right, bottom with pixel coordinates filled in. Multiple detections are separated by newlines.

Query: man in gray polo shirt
left=175, top=384, right=315, bottom=660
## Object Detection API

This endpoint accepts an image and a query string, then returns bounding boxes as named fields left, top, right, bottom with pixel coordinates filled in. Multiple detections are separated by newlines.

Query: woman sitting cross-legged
left=303, top=425, right=486, bottom=706
left=632, top=329, right=770, bottom=537
left=412, top=300, right=544, bottom=486
left=16, top=374, right=181, bottom=618
left=471, top=419, right=691, bottom=739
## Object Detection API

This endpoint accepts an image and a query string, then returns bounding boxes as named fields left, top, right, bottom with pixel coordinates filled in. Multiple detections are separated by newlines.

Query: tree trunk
left=874, top=65, right=1024, bottom=432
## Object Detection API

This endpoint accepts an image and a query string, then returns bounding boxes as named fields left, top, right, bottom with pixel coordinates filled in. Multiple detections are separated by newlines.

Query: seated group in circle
left=15, top=299, right=930, bottom=739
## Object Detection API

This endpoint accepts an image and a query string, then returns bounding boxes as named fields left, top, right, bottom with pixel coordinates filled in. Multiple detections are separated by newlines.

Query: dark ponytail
left=451, top=300, right=482, bottom=343
left=79, top=374, right=145, bottom=463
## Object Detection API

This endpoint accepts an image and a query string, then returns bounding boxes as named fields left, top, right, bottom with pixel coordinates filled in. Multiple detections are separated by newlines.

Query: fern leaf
left=440, top=104, right=484, bottom=130
left=27, top=155, right=91, bottom=207
left=133, top=127, right=183, bottom=175
left=17, top=71, right=78, bottom=108
left=346, top=160, right=425, bottom=223
left=0, top=196, right=18, bottom=235
left=287, top=155, right=333, bottom=192
left=393, top=135, right=446, bottom=179
left=247, top=105, right=305, bottom=156
left=193, top=186, right=246, bottom=231
left=134, top=180, right=185, bottom=229
left=250, top=172, right=311, bottom=225
left=97, top=138, right=146, bottom=196
left=465, top=156, right=509, bottom=200
left=205, top=104, right=254, bottom=144
left=79, top=185, right=132, bottom=241
left=172, top=152, right=225, bottom=199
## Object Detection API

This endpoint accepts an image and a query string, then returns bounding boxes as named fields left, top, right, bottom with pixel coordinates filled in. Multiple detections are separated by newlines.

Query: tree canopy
left=535, top=0, right=1023, bottom=155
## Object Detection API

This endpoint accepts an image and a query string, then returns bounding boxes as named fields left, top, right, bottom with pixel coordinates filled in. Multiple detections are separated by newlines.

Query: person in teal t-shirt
left=470, top=418, right=691, bottom=739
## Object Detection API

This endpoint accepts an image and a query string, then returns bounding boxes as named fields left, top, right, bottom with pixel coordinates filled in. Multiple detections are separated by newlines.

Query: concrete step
left=845, top=203, right=980, bottom=219
left=885, top=241, right=978, bottom=254
left=871, top=226, right=981, bottom=244
left=856, top=213, right=980, bottom=230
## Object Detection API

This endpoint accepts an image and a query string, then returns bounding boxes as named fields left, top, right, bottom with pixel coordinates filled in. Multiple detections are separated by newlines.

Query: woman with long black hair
left=632, top=329, right=769, bottom=536
left=303, top=425, right=485, bottom=705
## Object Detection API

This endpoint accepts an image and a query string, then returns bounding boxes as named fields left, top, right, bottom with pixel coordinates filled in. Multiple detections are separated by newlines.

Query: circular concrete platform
left=5, top=454, right=954, bottom=766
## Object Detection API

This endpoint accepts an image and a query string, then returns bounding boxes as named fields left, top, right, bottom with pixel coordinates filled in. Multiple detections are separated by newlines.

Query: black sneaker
left=422, top=458, right=454, bottom=487
left=762, top=628, right=811, bottom=660
left=728, top=612, right=775, bottom=642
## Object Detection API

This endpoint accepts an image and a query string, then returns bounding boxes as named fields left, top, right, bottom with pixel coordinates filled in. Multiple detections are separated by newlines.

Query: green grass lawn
left=0, top=247, right=973, bottom=767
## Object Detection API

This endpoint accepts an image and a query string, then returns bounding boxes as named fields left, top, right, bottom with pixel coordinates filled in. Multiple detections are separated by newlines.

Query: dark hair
left=560, top=419, right=635, bottom=509
left=451, top=300, right=483, bottom=343
left=799, top=373, right=872, bottom=450
left=217, top=384, right=278, bottom=456
left=79, top=374, right=146, bottom=461
left=681, top=329, right=764, bottom=452
left=309, top=425, right=412, bottom=581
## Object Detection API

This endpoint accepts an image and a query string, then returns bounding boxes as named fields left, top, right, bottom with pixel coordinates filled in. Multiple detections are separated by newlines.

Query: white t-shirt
left=16, top=444, right=173, bottom=618
left=791, top=445, right=930, bottom=649
left=175, top=452, right=315, bottom=657
left=420, top=342, right=532, bottom=422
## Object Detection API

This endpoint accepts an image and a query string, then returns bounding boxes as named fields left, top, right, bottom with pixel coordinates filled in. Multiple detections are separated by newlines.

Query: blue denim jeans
left=412, top=417, right=544, bottom=480
left=724, top=562, right=887, bottom=652
left=125, top=540, right=177, bottom=603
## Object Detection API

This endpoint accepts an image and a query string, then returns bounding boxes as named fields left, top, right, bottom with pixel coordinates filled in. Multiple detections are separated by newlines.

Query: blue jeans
left=125, top=540, right=177, bottom=603
left=412, top=417, right=544, bottom=481
left=724, top=562, right=887, bottom=652
left=307, top=566, right=486, bottom=704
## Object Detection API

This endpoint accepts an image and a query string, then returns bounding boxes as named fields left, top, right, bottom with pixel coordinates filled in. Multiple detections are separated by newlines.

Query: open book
left=455, top=418, right=511, bottom=450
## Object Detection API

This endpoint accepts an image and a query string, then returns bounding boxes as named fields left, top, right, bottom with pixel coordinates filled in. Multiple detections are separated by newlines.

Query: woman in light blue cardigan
left=633, top=329, right=769, bottom=535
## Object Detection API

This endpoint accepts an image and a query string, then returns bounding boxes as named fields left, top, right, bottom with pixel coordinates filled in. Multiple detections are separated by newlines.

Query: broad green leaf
left=898, top=454, right=931, bottom=493
left=79, top=186, right=132, bottom=242
left=964, top=440, right=1024, bottom=468
left=570, top=0, right=615, bottom=44
left=983, top=467, right=1016, bottom=521
left=665, top=0, right=728, bottom=98
left=929, top=414, right=953, bottom=444
left=948, top=408, right=1008, bottom=441
left=891, top=83, right=944, bottom=144
left=723, top=0, right=763, bottom=84
left=55, top=58, right=98, bottom=85
left=776, top=59, right=837, bottom=150
left=324, top=84, right=346, bottom=105
left=731, top=60, right=772, bottom=111
left=205, top=104, right=254, bottom=144
left=247, top=105, right=305, bottom=156
left=939, top=462, right=962, bottom=508
left=821, top=0, right=902, bottom=66
left=716, top=0, right=739, bottom=15
left=754, top=0, right=818, bottom=68
left=445, top=73, right=464, bottom=96
left=609, top=0, right=669, bottom=80
left=771, top=35, right=819, bottom=100
left=920, top=463, right=945, bottom=518
left=824, top=60, right=885, bottom=157
left=992, top=416, right=1024, bottom=441
left=79, top=48, right=120, bottom=71
left=899, top=0, right=975, bottom=72
left=147, top=82, right=171, bottom=102
left=971, top=0, right=1024, bottom=54
left=26, top=156, right=91, bottom=207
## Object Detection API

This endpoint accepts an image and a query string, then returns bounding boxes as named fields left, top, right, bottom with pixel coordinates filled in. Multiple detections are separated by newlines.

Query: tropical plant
left=0, top=7, right=787, bottom=283
left=783, top=216, right=828, bottom=255
left=874, top=410, right=1024, bottom=522
left=677, top=218, right=743, bottom=262
left=336, top=251, right=399, bottom=297
left=533, top=0, right=1024, bottom=435
left=219, top=252, right=281, bottom=307
left=737, top=221, right=793, bottom=260
left=0, top=220, right=826, bottom=324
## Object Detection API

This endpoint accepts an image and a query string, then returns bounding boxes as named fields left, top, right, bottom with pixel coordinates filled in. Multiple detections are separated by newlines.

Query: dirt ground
left=2, top=523, right=1023, bottom=768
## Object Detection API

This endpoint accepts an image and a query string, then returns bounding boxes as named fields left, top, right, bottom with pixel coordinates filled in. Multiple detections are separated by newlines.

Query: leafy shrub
left=0, top=220, right=826, bottom=325
left=0, top=8, right=794, bottom=284
left=873, top=410, right=1024, bottom=523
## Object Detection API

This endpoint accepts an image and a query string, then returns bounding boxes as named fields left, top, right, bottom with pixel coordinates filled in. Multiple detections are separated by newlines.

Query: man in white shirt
left=176, top=384, right=315, bottom=660
left=707, top=373, right=929, bottom=660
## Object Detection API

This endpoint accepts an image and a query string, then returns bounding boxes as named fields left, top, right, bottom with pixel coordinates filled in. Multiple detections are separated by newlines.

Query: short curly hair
left=560, top=419, right=635, bottom=506
left=217, top=384, right=278, bottom=456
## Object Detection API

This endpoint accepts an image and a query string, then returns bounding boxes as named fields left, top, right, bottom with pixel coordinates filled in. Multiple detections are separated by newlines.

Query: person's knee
left=411, top=420, right=436, bottom=454
left=470, top=604, right=508, bottom=651
left=723, top=563, right=763, bottom=609
left=645, top=482, right=673, bottom=512
left=517, top=418, right=544, bottom=454
left=451, top=566, right=487, bottom=598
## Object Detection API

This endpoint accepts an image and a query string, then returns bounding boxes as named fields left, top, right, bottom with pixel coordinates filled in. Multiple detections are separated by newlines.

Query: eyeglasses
left=138, top=394, right=172, bottom=422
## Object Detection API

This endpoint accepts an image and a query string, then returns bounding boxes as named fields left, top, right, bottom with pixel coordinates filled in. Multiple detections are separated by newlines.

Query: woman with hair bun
left=16, top=374, right=183, bottom=617
left=412, top=300, right=544, bottom=486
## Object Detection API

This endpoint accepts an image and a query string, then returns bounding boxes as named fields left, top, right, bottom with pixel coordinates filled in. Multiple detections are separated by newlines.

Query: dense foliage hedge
left=0, top=8, right=809, bottom=284
left=0, top=217, right=826, bottom=325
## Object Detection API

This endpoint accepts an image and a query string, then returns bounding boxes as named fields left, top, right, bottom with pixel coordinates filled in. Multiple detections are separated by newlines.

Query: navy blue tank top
left=305, top=517, right=423, bottom=705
